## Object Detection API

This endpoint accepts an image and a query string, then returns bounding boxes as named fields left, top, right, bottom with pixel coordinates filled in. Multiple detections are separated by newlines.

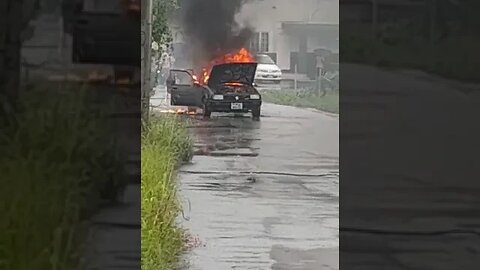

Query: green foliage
left=261, top=89, right=339, bottom=114
left=152, top=0, right=178, bottom=48
left=0, top=85, right=127, bottom=270
left=141, top=115, right=192, bottom=270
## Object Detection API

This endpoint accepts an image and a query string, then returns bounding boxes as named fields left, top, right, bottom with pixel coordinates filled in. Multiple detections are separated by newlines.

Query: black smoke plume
left=180, top=0, right=254, bottom=68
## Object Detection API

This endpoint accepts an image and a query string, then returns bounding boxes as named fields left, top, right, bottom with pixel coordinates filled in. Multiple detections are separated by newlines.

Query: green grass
left=261, top=89, right=339, bottom=114
left=0, top=86, right=126, bottom=270
left=141, top=115, right=192, bottom=270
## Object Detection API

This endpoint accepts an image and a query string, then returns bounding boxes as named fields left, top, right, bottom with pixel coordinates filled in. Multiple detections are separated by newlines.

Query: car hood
left=208, top=63, right=257, bottom=88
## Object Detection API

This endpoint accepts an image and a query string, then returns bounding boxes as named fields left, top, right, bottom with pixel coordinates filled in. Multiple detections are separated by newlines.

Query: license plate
left=231, top=103, right=243, bottom=110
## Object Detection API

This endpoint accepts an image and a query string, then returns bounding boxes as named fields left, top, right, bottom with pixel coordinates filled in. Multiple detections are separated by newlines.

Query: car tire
left=252, top=106, right=261, bottom=120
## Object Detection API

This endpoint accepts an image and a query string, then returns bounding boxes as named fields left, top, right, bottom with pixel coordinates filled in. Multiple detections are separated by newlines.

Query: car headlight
left=250, top=94, right=260, bottom=100
left=212, top=95, right=224, bottom=100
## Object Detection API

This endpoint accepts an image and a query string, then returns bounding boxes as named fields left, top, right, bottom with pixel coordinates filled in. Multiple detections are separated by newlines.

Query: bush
left=141, top=115, right=192, bottom=270
left=0, top=85, right=126, bottom=270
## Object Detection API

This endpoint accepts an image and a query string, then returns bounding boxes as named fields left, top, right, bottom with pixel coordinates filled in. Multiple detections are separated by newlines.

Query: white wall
left=309, top=0, right=339, bottom=23
left=238, top=0, right=338, bottom=30
left=307, top=31, right=339, bottom=53
left=237, top=0, right=339, bottom=70
left=275, top=31, right=291, bottom=69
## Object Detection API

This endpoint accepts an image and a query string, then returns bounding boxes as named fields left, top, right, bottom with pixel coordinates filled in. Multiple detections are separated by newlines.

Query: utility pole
left=141, top=0, right=153, bottom=122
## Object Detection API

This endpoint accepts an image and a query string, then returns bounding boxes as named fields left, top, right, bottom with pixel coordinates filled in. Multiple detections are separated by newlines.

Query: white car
left=254, top=54, right=282, bottom=87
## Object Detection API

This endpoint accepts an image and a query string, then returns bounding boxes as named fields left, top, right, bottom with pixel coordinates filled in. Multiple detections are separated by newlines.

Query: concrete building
left=237, top=0, right=339, bottom=79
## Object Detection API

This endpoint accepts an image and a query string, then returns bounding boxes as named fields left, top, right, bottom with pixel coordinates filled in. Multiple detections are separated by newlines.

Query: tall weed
left=0, top=85, right=126, bottom=270
left=141, top=115, right=192, bottom=270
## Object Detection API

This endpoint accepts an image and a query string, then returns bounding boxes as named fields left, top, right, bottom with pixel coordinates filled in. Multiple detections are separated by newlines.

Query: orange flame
left=198, top=48, right=255, bottom=84
left=192, top=74, right=201, bottom=85
left=159, top=107, right=198, bottom=116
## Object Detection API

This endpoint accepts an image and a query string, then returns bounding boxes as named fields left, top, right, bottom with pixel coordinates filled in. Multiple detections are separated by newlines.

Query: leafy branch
left=152, top=0, right=178, bottom=48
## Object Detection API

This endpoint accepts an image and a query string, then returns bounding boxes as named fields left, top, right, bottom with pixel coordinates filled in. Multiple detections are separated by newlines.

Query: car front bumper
left=207, top=100, right=262, bottom=113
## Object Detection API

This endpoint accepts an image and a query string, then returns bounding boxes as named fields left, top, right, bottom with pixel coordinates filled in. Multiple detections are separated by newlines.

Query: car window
left=256, top=55, right=275, bottom=65
left=170, top=70, right=193, bottom=85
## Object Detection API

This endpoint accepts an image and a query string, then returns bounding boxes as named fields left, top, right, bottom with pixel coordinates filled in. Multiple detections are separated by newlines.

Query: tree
left=152, top=0, right=178, bottom=49
left=150, top=0, right=177, bottom=87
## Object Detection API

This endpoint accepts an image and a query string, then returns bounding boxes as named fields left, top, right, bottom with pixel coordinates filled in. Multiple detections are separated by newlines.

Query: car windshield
left=256, top=55, right=275, bottom=65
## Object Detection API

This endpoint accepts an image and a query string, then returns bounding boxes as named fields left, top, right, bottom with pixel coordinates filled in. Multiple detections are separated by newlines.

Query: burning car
left=166, top=62, right=262, bottom=119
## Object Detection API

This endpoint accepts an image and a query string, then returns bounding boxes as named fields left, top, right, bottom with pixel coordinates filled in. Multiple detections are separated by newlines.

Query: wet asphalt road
left=172, top=102, right=339, bottom=269
left=340, top=64, right=480, bottom=269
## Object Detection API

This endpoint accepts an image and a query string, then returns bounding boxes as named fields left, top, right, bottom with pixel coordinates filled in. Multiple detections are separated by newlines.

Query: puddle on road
left=192, top=132, right=261, bottom=157
left=178, top=109, right=339, bottom=270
